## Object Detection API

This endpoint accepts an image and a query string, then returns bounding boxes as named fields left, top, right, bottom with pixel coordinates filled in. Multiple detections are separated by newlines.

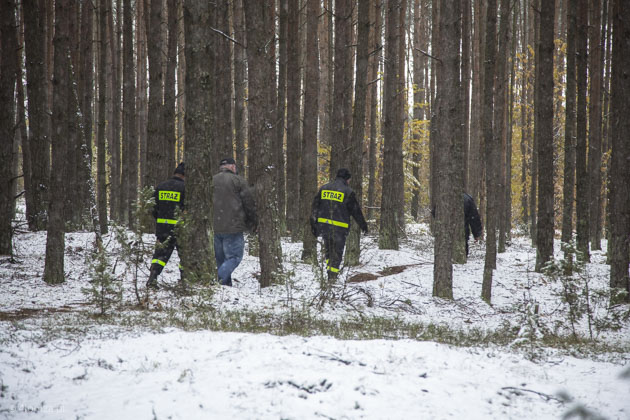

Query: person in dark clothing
left=463, top=193, right=483, bottom=256
left=310, top=168, right=368, bottom=281
left=213, top=157, right=257, bottom=286
left=147, top=162, right=186, bottom=289
left=430, top=193, right=483, bottom=257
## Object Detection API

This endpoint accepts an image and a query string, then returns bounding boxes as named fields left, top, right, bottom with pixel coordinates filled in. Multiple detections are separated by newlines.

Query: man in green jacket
left=213, top=157, right=257, bottom=286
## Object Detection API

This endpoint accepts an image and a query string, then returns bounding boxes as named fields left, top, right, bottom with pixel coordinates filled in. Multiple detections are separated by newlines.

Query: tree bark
left=122, top=0, right=137, bottom=228
left=433, top=0, right=461, bottom=299
left=562, top=0, right=577, bottom=262
left=286, top=0, right=301, bottom=237
left=588, top=0, right=603, bottom=250
left=330, top=0, right=353, bottom=177
left=23, top=0, right=50, bottom=231
left=345, top=0, right=371, bottom=266
left=608, top=0, right=630, bottom=303
left=97, top=0, right=109, bottom=234
left=145, top=0, right=166, bottom=188
left=0, top=0, right=18, bottom=254
left=575, top=0, right=590, bottom=261
left=214, top=0, right=233, bottom=165
left=366, top=0, right=382, bottom=221
left=481, top=0, right=498, bottom=303
left=181, top=0, right=215, bottom=282
left=243, top=0, right=283, bottom=287
left=44, top=0, right=74, bottom=283
left=300, top=0, right=320, bottom=262
left=379, top=0, right=403, bottom=251
left=535, top=0, right=556, bottom=271
left=276, top=0, right=288, bottom=231
left=232, top=0, right=247, bottom=178
left=164, top=0, right=179, bottom=172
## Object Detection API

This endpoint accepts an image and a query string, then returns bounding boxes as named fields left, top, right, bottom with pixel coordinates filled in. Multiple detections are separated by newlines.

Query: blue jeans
left=214, top=232, right=244, bottom=286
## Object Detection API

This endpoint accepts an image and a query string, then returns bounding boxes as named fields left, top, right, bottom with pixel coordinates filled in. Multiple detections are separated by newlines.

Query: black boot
left=327, top=271, right=338, bottom=284
left=146, top=268, right=160, bottom=290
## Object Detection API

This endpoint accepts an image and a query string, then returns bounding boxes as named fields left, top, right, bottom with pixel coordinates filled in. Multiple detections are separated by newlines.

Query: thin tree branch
left=211, top=27, right=246, bottom=48
left=414, top=47, right=441, bottom=63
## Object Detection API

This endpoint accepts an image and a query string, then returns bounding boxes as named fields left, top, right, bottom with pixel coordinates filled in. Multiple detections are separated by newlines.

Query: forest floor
left=0, top=215, right=629, bottom=419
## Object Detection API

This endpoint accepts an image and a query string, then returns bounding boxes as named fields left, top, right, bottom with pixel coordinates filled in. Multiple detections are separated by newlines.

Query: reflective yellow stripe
left=152, top=259, right=166, bottom=267
left=157, top=218, right=178, bottom=225
left=317, top=217, right=349, bottom=228
left=328, top=265, right=340, bottom=273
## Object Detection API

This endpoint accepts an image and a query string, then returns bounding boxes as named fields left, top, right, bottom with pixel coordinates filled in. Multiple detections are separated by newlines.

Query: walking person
left=147, top=162, right=186, bottom=289
left=310, top=168, right=368, bottom=282
left=213, top=157, right=257, bottom=286
left=463, top=193, right=483, bottom=256
left=430, top=193, right=483, bottom=257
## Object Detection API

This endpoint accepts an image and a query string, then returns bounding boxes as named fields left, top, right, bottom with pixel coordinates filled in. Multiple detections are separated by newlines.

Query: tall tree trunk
left=330, top=0, right=353, bottom=177
left=0, top=0, right=18, bottom=254
left=181, top=0, right=215, bottom=282
left=232, top=0, right=247, bottom=178
left=122, top=0, right=137, bottom=228
left=395, top=0, right=406, bottom=235
left=276, top=0, right=288, bottom=232
left=145, top=0, right=166, bottom=188
left=535, top=0, right=556, bottom=271
left=318, top=0, right=332, bottom=151
left=366, top=0, right=382, bottom=221
left=97, top=0, right=109, bottom=234
left=519, top=2, right=529, bottom=230
left=214, top=0, right=233, bottom=165
left=588, top=0, right=603, bottom=250
left=345, top=0, right=371, bottom=266
left=379, top=0, right=403, bottom=251
left=164, top=0, right=179, bottom=173
left=44, top=0, right=75, bottom=283
left=562, top=0, right=577, bottom=263
left=433, top=0, right=461, bottom=299
left=243, top=0, right=283, bottom=287
left=608, top=0, right=630, bottom=303
left=429, top=0, right=439, bottom=230
left=529, top=0, right=539, bottom=245
left=23, top=0, right=50, bottom=231
left=461, top=0, right=471, bottom=193
left=108, top=0, right=122, bottom=223
left=481, top=0, right=498, bottom=303
left=286, top=0, right=301, bottom=238
left=136, top=0, right=148, bottom=189
left=76, top=1, right=95, bottom=226
left=575, top=0, right=590, bottom=261
left=469, top=0, right=485, bottom=209
left=410, top=0, right=426, bottom=221
left=300, top=0, right=320, bottom=262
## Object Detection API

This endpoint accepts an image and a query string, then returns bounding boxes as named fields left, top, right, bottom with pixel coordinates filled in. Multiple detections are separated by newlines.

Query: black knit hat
left=219, top=157, right=236, bottom=166
left=174, top=162, right=185, bottom=176
left=336, top=168, right=351, bottom=180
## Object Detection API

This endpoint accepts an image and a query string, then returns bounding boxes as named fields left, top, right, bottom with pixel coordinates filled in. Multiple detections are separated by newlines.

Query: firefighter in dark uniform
left=146, top=162, right=185, bottom=289
left=310, top=168, right=368, bottom=281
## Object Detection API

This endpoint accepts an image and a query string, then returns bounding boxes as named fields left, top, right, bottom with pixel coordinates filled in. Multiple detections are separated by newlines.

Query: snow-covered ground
left=1, top=221, right=629, bottom=419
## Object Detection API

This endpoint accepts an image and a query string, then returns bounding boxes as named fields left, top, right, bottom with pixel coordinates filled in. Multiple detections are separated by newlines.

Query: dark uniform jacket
left=153, top=176, right=185, bottom=238
left=213, top=168, right=256, bottom=234
left=464, top=193, right=482, bottom=241
left=311, top=177, right=368, bottom=235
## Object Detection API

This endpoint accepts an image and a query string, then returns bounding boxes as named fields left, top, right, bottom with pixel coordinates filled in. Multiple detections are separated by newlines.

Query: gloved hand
left=361, top=224, right=368, bottom=234
left=310, top=218, right=318, bottom=237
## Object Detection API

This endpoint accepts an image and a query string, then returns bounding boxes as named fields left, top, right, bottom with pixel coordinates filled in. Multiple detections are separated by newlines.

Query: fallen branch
left=500, top=386, right=564, bottom=403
